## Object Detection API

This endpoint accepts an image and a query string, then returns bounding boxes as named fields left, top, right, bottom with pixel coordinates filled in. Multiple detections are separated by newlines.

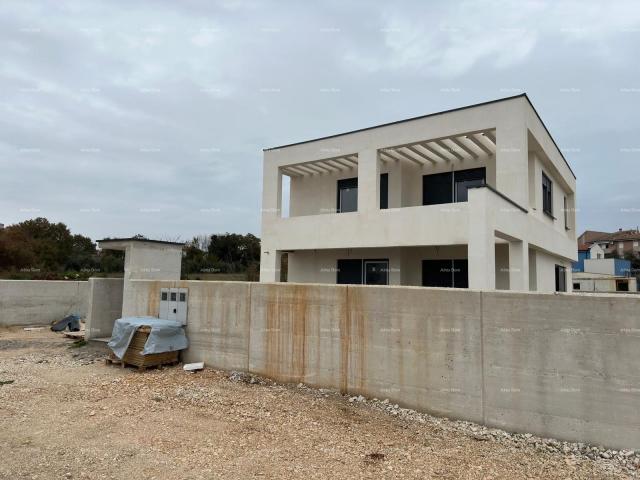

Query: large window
left=337, top=177, right=358, bottom=213
left=542, top=172, right=553, bottom=217
left=337, top=259, right=389, bottom=285
left=422, top=259, right=468, bottom=288
left=423, top=168, right=485, bottom=206
left=555, top=264, right=566, bottom=292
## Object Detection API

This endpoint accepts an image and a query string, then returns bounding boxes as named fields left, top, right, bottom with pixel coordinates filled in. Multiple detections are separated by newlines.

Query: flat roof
left=264, top=93, right=576, bottom=179
left=97, top=238, right=185, bottom=247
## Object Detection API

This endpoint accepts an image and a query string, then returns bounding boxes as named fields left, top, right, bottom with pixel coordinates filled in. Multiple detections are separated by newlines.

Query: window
left=555, top=265, right=566, bottom=292
left=179, top=292, right=186, bottom=302
left=364, top=260, right=389, bottom=285
left=423, top=172, right=452, bottom=206
left=563, top=196, right=568, bottom=228
left=336, top=259, right=389, bottom=285
left=422, top=167, right=485, bottom=206
left=616, top=280, right=629, bottom=292
left=170, top=292, right=177, bottom=301
left=454, top=168, right=486, bottom=202
left=422, top=259, right=468, bottom=288
left=380, top=173, right=388, bottom=209
left=573, top=282, right=580, bottom=290
left=161, top=292, right=168, bottom=301
left=337, top=259, right=362, bottom=284
left=542, top=172, right=553, bottom=217
left=337, top=177, right=358, bottom=213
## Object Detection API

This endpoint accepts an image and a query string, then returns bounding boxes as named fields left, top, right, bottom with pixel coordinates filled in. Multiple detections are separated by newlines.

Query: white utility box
left=159, top=287, right=188, bottom=325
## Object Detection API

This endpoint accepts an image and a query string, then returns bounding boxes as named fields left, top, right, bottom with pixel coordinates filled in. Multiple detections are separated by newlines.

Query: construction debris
left=50, top=314, right=80, bottom=332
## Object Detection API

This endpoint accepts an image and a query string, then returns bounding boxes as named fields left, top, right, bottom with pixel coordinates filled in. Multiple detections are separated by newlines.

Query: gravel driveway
left=0, top=327, right=633, bottom=479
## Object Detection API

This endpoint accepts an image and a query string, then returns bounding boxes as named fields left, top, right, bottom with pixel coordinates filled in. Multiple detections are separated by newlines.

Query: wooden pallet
left=105, top=326, right=180, bottom=371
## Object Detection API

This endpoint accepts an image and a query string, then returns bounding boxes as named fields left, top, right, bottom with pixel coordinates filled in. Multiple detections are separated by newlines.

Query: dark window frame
left=363, top=258, right=389, bottom=285
left=555, top=264, right=566, bottom=292
left=336, top=258, right=389, bottom=285
left=380, top=173, right=388, bottom=209
left=542, top=172, right=553, bottom=217
left=422, top=259, right=469, bottom=288
left=336, top=177, right=358, bottom=213
left=422, top=167, right=486, bottom=206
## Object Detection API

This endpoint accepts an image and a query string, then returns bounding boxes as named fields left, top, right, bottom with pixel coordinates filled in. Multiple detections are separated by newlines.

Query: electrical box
left=159, top=287, right=188, bottom=325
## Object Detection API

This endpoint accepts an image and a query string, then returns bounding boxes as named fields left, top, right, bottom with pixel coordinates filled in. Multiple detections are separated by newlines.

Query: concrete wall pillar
left=468, top=188, right=495, bottom=290
left=261, top=161, right=282, bottom=221
left=508, top=240, right=529, bottom=292
left=259, top=249, right=282, bottom=282
left=357, top=149, right=379, bottom=213
left=495, top=114, right=528, bottom=208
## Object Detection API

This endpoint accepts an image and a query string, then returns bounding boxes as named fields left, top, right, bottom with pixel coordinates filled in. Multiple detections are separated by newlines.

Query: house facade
left=578, top=229, right=640, bottom=258
left=260, top=94, right=577, bottom=292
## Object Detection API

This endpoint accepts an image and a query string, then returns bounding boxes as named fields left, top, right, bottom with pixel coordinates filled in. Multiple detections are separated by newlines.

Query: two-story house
left=260, top=94, right=577, bottom=292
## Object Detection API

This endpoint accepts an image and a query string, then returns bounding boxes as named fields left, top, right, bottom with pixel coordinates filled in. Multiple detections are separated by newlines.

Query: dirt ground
left=0, top=327, right=632, bottom=480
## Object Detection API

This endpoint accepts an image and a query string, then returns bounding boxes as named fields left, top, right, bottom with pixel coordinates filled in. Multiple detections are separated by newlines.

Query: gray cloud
left=1, top=0, right=639, bottom=240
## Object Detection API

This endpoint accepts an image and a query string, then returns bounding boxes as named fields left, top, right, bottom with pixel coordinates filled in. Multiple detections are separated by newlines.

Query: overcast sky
left=1, top=0, right=639, bottom=242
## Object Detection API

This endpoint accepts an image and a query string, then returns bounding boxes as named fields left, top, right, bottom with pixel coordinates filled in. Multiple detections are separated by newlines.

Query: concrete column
left=495, top=113, right=528, bottom=208
left=468, top=188, right=496, bottom=290
left=508, top=239, right=529, bottom=292
left=261, top=160, right=282, bottom=221
left=259, top=249, right=281, bottom=282
left=357, top=149, right=379, bottom=213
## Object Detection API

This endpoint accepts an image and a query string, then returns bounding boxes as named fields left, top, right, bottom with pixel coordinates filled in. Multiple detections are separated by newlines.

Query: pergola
left=380, top=129, right=497, bottom=166
left=279, top=129, right=496, bottom=177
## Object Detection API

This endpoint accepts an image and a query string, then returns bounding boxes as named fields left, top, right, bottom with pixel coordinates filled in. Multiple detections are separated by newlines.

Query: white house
left=260, top=94, right=577, bottom=292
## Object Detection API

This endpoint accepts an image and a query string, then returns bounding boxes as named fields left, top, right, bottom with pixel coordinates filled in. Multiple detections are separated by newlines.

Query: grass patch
left=69, top=340, right=87, bottom=348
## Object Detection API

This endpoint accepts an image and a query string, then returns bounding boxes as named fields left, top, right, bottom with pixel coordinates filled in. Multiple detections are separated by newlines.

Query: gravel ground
left=0, top=326, right=635, bottom=479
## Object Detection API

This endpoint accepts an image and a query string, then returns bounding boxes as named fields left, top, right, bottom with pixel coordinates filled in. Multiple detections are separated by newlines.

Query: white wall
left=0, top=280, right=88, bottom=326
left=84, top=278, right=123, bottom=339
left=287, top=245, right=469, bottom=286
left=123, top=280, right=640, bottom=451
left=535, top=249, right=572, bottom=293
left=584, top=258, right=616, bottom=275
left=261, top=95, right=578, bottom=289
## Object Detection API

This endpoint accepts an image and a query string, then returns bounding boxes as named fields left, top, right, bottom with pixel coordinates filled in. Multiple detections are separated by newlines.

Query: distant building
left=578, top=228, right=640, bottom=257
left=572, top=272, right=637, bottom=293
left=573, top=236, right=637, bottom=293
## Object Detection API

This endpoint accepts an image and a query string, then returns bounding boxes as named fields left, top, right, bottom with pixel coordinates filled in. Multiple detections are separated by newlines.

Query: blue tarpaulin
left=108, top=317, right=188, bottom=359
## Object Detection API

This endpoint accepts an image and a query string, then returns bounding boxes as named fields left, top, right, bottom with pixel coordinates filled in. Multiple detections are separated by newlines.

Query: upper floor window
left=337, top=177, right=358, bottom=213
left=422, top=167, right=485, bottom=206
left=563, top=196, right=568, bottom=228
left=380, top=173, right=388, bottom=209
left=542, top=172, right=553, bottom=217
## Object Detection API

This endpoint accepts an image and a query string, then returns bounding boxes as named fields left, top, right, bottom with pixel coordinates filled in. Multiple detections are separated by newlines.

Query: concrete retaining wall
left=122, top=280, right=640, bottom=450
left=0, top=280, right=88, bottom=326
left=85, top=278, right=124, bottom=340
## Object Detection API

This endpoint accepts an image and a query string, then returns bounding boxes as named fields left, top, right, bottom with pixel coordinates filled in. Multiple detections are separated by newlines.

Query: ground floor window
left=616, top=279, right=629, bottom=292
left=573, top=282, right=580, bottom=290
left=422, top=259, right=468, bottom=288
left=336, top=259, right=389, bottom=285
left=555, top=265, right=567, bottom=292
